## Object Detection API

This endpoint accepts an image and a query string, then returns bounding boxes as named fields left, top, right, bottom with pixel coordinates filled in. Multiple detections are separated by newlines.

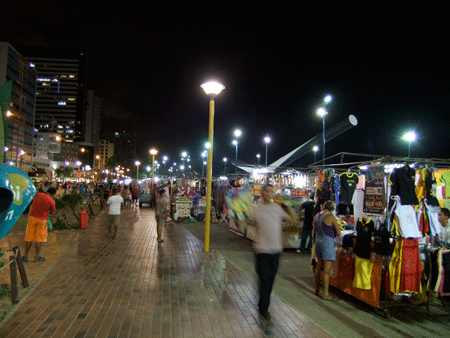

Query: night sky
left=2, top=2, right=449, bottom=173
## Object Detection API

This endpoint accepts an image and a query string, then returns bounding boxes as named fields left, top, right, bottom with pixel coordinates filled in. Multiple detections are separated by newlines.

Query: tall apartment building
left=18, top=46, right=87, bottom=141
left=86, top=90, right=103, bottom=156
left=17, top=46, right=94, bottom=172
left=0, top=42, right=37, bottom=172
left=98, top=139, right=114, bottom=170
left=114, top=131, right=136, bottom=166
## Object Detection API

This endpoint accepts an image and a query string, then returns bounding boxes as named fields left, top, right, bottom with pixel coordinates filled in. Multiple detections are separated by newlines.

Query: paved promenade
left=0, top=208, right=332, bottom=338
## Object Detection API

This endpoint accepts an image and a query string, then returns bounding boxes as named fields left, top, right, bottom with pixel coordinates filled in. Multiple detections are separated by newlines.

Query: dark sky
left=2, top=2, right=449, bottom=173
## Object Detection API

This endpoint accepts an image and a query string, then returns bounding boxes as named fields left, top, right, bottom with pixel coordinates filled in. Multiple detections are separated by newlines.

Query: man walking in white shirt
left=253, top=184, right=297, bottom=322
left=107, top=187, right=124, bottom=239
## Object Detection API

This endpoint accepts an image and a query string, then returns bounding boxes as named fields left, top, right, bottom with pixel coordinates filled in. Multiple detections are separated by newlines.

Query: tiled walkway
left=0, top=208, right=332, bottom=338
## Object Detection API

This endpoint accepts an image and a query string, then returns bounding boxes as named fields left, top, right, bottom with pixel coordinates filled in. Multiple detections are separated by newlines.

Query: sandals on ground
left=34, top=257, right=46, bottom=262
left=22, top=256, right=28, bottom=262
left=322, top=296, right=339, bottom=301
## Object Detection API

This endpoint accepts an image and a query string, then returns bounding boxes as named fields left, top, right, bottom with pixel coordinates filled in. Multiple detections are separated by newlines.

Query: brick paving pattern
left=0, top=208, right=332, bottom=338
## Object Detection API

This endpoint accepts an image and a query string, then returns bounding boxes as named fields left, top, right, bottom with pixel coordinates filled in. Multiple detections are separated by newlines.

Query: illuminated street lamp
left=149, top=148, right=158, bottom=179
left=201, top=80, right=224, bottom=252
left=223, top=157, right=227, bottom=174
left=402, top=131, right=417, bottom=157
left=135, top=160, right=140, bottom=179
left=317, top=94, right=332, bottom=166
left=232, top=139, right=239, bottom=174
left=313, top=145, right=319, bottom=164
left=256, top=154, right=261, bottom=167
left=201, top=150, right=208, bottom=177
left=264, top=136, right=271, bottom=167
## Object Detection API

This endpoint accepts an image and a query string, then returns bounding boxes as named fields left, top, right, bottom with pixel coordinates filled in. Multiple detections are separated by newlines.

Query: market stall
left=310, top=153, right=450, bottom=317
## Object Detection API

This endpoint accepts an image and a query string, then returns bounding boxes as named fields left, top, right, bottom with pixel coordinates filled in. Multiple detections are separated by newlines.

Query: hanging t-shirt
left=352, top=190, right=365, bottom=227
left=334, top=174, right=341, bottom=205
left=440, top=172, right=450, bottom=198
left=339, top=172, right=359, bottom=205
left=353, top=217, right=375, bottom=259
left=388, top=165, right=419, bottom=208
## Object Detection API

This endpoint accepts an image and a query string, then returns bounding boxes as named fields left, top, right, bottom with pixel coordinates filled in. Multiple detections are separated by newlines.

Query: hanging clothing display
left=391, top=200, right=422, bottom=238
left=353, top=217, right=375, bottom=259
left=353, top=256, right=373, bottom=290
left=389, top=238, right=422, bottom=294
left=388, top=165, right=419, bottom=208
left=339, top=172, right=359, bottom=205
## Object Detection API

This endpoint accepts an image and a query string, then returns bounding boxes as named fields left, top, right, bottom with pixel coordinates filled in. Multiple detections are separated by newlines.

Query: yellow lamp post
left=201, top=80, right=224, bottom=252
left=135, top=160, right=141, bottom=180
left=149, top=148, right=158, bottom=189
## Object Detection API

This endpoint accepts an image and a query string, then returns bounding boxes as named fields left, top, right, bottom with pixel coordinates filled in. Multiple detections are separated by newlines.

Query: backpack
left=132, top=187, right=139, bottom=196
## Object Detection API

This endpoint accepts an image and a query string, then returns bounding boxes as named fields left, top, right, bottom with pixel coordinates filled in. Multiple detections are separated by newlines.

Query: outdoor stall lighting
left=402, top=131, right=417, bottom=157
left=264, top=136, right=271, bottom=167
left=201, top=80, right=224, bottom=252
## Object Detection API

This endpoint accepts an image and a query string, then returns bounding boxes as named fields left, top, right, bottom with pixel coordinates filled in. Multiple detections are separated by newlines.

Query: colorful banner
left=363, top=166, right=385, bottom=214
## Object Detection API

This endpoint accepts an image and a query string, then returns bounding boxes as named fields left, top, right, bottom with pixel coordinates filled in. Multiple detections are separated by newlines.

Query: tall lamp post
left=264, top=136, right=271, bottom=167
left=233, top=129, right=241, bottom=174
left=317, top=94, right=332, bottom=166
left=149, top=149, right=158, bottom=191
left=135, top=160, right=140, bottom=180
left=256, top=154, right=261, bottom=167
left=232, top=140, right=238, bottom=173
left=223, top=157, right=227, bottom=175
left=312, top=145, right=319, bottom=164
left=201, top=80, right=224, bottom=253
left=201, top=150, right=207, bottom=177
left=402, top=131, right=417, bottom=157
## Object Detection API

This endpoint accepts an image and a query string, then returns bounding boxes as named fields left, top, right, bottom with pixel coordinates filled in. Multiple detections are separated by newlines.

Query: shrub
left=55, top=199, right=67, bottom=209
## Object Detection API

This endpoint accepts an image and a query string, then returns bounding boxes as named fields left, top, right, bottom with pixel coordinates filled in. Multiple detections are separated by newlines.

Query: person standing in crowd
left=252, top=184, right=298, bottom=321
left=438, top=207, right=450, bottom=243
left=23, top=187, right=57, bottom=262
left=122, top=185, right=131, bottom=208
left=155, top=188, right=168, bottom=242
left=299, top=192, right=316, bottom=254
left=131, top=183, right=139, bottom=208
left=107, top=188, right=124, bottom=239
left=276, top=184, right=291, bottom=197
left=313, top=200, right=341, bottom=301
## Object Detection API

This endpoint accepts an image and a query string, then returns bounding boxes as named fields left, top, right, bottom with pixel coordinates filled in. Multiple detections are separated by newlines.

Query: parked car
left=139, top=191, right=152, bottom=208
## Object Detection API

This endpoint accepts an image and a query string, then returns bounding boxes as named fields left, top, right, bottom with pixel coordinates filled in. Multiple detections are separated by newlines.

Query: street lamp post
left=402, top=131, right=417, bottom=157
left=233, top=129, right=241, bottom=174
left=317, top=94, right=332, bottom=167
left=256, top=154, right=261, bottom=167
left=223, top=157, right=227, bottom=175
left=149, top=149, right=158, bottom=179
left=201, top=80, right=224, bottom=253
left=313, top=145, right=319, bottom=164
left=264, top=136, right=271, bottom=167
left=201, top=150, right=207, bottom=177
left=135, top=160, right=140, bottom=180
left=232, top=140, right=238, bottom=174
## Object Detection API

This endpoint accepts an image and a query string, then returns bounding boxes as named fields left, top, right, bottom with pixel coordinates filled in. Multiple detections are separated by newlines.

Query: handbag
left=163, top=209, right=170, bottom=218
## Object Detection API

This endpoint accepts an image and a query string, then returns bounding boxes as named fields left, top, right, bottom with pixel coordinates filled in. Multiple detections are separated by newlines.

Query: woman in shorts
left=313, top=200, right=341, bottom=301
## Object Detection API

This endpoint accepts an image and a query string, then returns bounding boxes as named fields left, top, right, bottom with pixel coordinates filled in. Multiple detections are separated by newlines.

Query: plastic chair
left=219, top=205, right=228, bottom=223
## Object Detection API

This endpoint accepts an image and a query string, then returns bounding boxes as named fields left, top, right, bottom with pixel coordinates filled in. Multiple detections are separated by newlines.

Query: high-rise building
left=86, top=90, right=103, bottom=155
left=0, top=42, right=37, bottom=172
left=98, top=139, right=114, bottom=171
left=18, top=46, right=87, bottom=142
left=114, top=131, right=136, bottom=166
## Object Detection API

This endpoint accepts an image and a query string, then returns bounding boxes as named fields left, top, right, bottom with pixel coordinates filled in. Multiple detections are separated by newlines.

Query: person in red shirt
left=23, top=188, right=56, bottom=262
